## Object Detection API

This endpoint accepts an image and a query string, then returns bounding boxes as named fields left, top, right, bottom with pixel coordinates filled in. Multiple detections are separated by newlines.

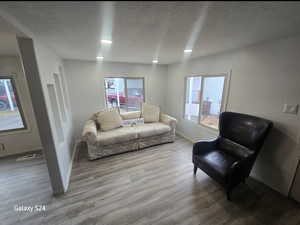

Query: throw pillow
left=122, top=118, right=144, bottom=127
left=141, top=103, right=160, bottom=123
left=96, top=108, right=122, bottom=131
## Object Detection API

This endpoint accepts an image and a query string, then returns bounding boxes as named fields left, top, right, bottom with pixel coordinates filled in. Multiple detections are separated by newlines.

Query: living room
left=0, top=2, right=300, bottom=225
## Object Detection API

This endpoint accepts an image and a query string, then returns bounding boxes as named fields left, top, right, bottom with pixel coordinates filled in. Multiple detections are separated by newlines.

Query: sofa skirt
left=139, top=133, right=174, bottom=149
left=87, top=132, right=175, bottom=160
left=87, top=140, right=139, bottom=160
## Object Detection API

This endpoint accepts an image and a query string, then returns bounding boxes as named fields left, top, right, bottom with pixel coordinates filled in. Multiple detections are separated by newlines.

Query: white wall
left=63, top=60, right=168, bottom=139
left=32, top=41, right=74, bottom=191
left=0, top=56, right=42, bottom=157
left=0, top=10, right=74, bottom=193
left=166, top=35, right=300, bottom=196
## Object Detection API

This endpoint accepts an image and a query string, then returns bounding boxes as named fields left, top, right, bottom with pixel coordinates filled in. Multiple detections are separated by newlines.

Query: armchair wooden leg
left=226, top=190, right=231, bottom=201
left=193, top=165, right=197, bottom=175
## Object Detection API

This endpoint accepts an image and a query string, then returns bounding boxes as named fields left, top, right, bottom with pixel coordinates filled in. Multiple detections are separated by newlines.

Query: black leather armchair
left=193, top=112, right=273, bottom=200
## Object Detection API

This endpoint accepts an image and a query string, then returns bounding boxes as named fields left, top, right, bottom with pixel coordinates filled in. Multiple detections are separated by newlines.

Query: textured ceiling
left=1, top=1, right=300, bottom=64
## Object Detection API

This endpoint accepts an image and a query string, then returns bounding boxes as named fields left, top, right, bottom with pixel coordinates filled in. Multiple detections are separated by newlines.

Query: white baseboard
left=0, top=146, right=42, bottom=158
left=176, top=131, right=195, bottom=143
left=63, top=139, right=80, bottom=192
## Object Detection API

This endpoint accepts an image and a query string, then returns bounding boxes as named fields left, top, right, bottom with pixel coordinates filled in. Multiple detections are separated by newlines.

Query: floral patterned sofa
left=82, top=110, right=177, bottom=160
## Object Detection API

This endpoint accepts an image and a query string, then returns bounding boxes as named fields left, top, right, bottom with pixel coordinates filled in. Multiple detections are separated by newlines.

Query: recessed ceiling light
left=184, top=49, right=192, bottom=53
left=152, top=60, right=158, bottom=64
left=96, top=56, right=104, bottom=60
left=101, top=39, right=112, bottom=44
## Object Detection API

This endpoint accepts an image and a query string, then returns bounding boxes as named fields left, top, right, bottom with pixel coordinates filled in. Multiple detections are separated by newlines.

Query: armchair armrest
left=160, top=113, right=177, bottom=129
left=82, top=120, right=98, bottom=144
left=228, top=153, right=255, bottom=183
left=193, top=139, right=218, bottom=155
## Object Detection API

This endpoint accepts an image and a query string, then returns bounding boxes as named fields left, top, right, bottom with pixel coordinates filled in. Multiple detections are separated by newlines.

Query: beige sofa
left=82, top=111, right=177, bottom=160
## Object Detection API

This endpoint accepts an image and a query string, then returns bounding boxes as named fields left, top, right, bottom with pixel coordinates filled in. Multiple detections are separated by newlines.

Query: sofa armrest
left=160, top=113, right=177, bottom=129
left=82, top=120, right=98, bottom=144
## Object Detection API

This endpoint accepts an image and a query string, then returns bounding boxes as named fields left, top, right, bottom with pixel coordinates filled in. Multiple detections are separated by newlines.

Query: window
left=0, top=77, right=27, bottom=132
left=184, top=75, right=226, bottom=130
left=104, top=77, right=144, bottom=112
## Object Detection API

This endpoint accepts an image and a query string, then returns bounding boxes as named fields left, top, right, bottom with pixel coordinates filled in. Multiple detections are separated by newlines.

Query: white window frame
left=104, top=77, right=145, bottom=112
left=183, top=72, right=230, bottom=131
left=0, top=75, right=28, bottom=134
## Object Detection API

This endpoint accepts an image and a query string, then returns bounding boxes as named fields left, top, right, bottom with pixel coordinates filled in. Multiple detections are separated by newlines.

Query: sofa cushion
left=120, top=111, right=141, bottom=120
left=96, top=108, right=122, bottom=131
left=96, top=127, right=138, bottom=146
left=135, top=122, right=171, bottom=138
left=141, top=103, right=160, bottom=123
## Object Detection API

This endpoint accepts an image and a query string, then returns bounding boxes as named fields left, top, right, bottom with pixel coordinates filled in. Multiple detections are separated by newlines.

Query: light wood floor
left=1, top=136, right=300, bottom=225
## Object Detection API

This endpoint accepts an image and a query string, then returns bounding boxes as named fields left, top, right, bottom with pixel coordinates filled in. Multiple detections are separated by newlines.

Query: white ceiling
left=1, top=1, right=300, bottom=64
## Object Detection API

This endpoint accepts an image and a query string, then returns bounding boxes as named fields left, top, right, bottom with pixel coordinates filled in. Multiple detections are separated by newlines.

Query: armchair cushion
left=194, top=150, right=238, bottom=183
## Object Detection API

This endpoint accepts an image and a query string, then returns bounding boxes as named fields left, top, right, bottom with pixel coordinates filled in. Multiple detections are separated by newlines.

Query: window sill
left=0, top=127, right=32, bottom=137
